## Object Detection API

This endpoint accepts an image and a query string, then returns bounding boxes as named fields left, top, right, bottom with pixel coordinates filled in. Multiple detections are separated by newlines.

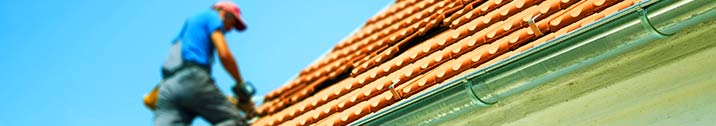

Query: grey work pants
left=153, top=66, right=246, bottom=126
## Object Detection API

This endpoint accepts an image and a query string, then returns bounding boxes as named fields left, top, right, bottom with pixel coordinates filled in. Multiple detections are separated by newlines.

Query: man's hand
left=237, top=100, right=256, bottom=119
left=233, top=82, right=257, bottom=118
left=228, top=95, right=255, bottom=119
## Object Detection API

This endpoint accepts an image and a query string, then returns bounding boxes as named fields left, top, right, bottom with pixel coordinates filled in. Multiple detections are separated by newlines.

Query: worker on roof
left=150, top=1, right=256, bottom=126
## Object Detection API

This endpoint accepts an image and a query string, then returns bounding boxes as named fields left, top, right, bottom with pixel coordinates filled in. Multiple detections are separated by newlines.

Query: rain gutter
left=351, top=0, right=716, bottom=125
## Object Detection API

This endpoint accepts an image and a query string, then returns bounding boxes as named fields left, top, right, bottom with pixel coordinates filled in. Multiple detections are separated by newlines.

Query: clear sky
left=0, top=0, right=389, bottom=125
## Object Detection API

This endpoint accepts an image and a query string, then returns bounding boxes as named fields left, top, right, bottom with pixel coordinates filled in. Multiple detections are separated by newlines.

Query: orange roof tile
left=252, top=0, right=640, bottom=125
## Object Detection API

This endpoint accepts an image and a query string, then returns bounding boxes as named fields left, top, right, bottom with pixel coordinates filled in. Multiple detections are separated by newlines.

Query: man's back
left=174, top=10, right=224, bottom=67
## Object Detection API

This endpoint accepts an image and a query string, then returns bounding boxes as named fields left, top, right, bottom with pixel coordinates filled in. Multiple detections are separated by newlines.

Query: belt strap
left=162, top=61, right=211, bottom=79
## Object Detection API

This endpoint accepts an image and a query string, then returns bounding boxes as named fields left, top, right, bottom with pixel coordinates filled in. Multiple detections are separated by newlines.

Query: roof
left=252, top=0, right=642, bottom=125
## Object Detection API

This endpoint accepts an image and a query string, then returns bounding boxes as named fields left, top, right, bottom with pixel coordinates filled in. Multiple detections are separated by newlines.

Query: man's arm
left=211, top=30, right=244, bottom=84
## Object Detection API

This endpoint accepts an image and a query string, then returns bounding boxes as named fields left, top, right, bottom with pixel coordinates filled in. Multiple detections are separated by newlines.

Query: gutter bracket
left=638, top=4, right=675, bottom=37
left=464, top=79, right=494, bottom=105
left=389, top=81, right=403, bottom=100
left=527, top=13, right=544, bottom=36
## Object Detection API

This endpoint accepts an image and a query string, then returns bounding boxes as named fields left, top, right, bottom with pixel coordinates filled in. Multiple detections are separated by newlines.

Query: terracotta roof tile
left=443, top=0, right=483, bottom=26
left=345, top=0, right=437, bottom=49
left=253, top=0, right=639, bottom=125
left=451, top=0, right=508, bottom=28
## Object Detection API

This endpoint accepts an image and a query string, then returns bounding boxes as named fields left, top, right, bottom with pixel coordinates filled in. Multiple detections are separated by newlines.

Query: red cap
left=213, top=1, right=247, bottom=31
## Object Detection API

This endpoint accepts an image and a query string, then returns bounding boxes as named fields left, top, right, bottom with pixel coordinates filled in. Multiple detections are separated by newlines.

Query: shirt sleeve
left=206, top=11, right=225, bottom=33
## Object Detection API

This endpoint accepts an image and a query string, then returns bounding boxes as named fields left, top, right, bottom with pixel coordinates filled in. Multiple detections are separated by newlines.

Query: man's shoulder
left=190, top=10, right=220, bottom=20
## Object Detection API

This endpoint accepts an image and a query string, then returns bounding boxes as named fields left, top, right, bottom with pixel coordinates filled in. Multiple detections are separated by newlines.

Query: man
left=153, top=1, right=255, bottom=126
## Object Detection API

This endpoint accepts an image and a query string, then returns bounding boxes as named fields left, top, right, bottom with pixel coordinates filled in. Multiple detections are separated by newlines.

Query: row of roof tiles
left=254, top=0, right=641, bottom=125
left=260, top=0, right=450, bottom=116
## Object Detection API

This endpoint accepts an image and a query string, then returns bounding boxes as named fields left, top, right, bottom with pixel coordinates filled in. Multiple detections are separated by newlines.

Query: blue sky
left=0, top=0, right=389, bottom=125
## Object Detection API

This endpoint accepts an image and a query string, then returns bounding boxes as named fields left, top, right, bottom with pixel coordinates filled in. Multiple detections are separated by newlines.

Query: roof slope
left=253, top=0, right=641, bottom=125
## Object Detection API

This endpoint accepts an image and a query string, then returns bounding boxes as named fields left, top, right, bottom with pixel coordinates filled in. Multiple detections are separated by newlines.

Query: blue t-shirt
left=174, top=10, right=225, bottom=66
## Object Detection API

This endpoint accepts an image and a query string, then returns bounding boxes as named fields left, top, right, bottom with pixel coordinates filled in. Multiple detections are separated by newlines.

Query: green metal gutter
left=351, top=0, right=716, bottom=125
